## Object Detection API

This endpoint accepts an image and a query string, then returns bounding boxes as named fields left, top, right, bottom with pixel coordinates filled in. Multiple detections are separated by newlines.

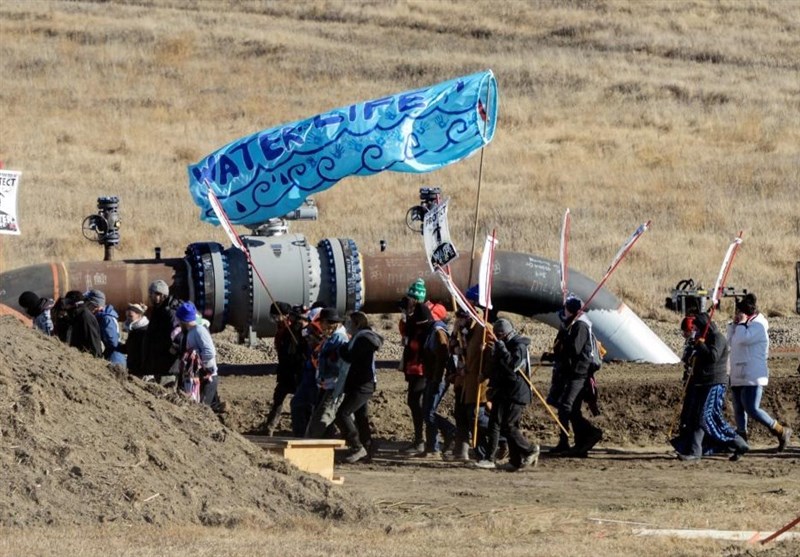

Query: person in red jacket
left=399, top=279, right=433, bottom=455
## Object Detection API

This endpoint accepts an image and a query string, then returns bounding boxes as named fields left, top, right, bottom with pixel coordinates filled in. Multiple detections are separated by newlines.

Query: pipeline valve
left=82, top=196, right=121, bottom=259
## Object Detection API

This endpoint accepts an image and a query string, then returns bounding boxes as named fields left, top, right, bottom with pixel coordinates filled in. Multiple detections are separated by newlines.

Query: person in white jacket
left=727, top=293, right=792, bottom=451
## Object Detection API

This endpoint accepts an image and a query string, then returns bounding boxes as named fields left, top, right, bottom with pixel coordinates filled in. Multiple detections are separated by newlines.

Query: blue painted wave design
left=188, top=70, right=498, bottom=225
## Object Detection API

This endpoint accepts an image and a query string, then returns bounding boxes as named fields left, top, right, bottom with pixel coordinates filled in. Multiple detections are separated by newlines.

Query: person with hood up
left=474, top=318, right=540, bottom=471
left=676, top=311, right=749, bottom=461
left=85, top=289, right=126, bottom=366
left=550, top=296, right=603, bottom=457
left=727, top=293, right=792, bottom=451
left=61, top=290, right=103, bottom=358
left=18, top=291, right=55, bottom=336
left=306, top=308, right=350, bottom=439
left=143, top=280, right=182, bottom=386
left=336, top=311, right=383, bottom=463
left=120, top=303, right=149, bottom=378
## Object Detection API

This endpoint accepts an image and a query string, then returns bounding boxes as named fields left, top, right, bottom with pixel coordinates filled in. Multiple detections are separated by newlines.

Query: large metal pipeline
left=0, top=234, right=679, bottom=363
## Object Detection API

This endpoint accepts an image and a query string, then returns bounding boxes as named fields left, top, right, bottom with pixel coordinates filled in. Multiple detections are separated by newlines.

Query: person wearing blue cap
left=176, top=301, right=221, bottom=410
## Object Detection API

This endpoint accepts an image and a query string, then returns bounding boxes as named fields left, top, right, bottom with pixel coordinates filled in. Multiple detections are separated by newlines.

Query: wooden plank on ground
left=244, top=435, right=345, bottom=484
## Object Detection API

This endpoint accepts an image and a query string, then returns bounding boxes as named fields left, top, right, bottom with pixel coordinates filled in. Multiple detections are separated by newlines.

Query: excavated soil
left=0, top=316, right=372, bottom=528
left=3, top=312, right=800, bottom=555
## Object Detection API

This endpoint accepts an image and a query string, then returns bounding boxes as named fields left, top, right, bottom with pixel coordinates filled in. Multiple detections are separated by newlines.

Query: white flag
left=478, top=234, right=498, bottom=309
left=422, top=199, right=458, bottom=271
left=0, top=170, right=22, bottom=235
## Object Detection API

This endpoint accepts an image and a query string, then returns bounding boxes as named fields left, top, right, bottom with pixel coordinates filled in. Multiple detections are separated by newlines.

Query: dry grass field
left=2, top=2, right=800, bottom=556
left=0, top=0, right=799, bottom=319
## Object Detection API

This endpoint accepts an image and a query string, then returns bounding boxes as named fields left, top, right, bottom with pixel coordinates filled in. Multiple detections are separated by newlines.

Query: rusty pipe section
left=0, top=236, right=679, bottom=363
left=0, top=259, right=190, bottom=312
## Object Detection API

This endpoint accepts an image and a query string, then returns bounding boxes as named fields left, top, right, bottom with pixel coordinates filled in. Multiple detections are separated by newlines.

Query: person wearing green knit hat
left=398, top=278, right=434, bottom=455
left=407, top=278, right=427, bottom=302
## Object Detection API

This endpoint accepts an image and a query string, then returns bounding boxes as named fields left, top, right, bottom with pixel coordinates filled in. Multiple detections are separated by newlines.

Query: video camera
left=664, top=278, right=748, bottom=316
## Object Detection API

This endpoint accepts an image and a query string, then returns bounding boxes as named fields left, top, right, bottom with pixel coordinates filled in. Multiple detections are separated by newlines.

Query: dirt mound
left=0, top=316, right=373, bottom=527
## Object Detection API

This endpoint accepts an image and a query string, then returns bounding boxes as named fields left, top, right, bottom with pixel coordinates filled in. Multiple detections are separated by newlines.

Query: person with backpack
left=550, top=296, right=603, bottom=458
left=421, top=302, right=456, bottom=457
left=336, top=311, right=383, bottom=463
left=474, top=318, right=539, bottom=471
left=85, top=289, right=126, bottom=366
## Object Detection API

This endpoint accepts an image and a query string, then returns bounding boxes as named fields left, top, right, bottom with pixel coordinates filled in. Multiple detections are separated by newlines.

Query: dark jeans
left=291, top=372, right=318, bottom=437
left=406, top=375, right=427, bottom=443
left=335, top=383, right=375, bottom=450
left=200, top=375, right=220, bottom=411
left=481, top=400, right=532, bottom=466
left=557, top=376, right=601, bottom=446
left=423, top=378, right=456, bottom=452
left=265, top=381, right=295, bottom=432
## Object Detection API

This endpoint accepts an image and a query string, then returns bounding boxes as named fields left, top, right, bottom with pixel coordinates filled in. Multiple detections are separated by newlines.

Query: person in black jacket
left=474, top=318, right=539, bottom=471
left=264, top=302, right=306, bottom=436
left=336, top=311, right=383, bottom=463
left=142, top=280, right=182, bottom=386
left=676, top=312, right=749, bottom=462
left=61, top=290, right=103, bottom=358
left=551, top=296, right=603, bottom=457
left=119, top=303, right=149, bottom=378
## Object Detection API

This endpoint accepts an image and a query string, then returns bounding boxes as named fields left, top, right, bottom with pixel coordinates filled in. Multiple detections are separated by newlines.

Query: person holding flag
left=474, top=318, right=539, bottom=471
left=676, top=312, right=749, bottom=461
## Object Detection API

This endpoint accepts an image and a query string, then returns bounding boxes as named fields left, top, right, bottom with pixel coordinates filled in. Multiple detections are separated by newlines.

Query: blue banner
left=188, top=70, right=498, bottom=226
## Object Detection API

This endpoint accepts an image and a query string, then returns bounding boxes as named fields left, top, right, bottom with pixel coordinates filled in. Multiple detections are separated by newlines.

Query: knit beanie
left=176, top=301, right=198, bottom=323
left=564, top=295, right=583, bottom=315
left=407, top=278, right=427, bottom=302
left=18, top=291, right=40, bottom=311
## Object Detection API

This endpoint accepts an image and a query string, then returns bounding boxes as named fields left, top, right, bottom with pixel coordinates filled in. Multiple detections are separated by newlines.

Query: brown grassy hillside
left=0, top=0, right=799, bottom=318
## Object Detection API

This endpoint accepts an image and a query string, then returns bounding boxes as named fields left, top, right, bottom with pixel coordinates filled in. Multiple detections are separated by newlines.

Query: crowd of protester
left=18, top=279, right=793, bottom=468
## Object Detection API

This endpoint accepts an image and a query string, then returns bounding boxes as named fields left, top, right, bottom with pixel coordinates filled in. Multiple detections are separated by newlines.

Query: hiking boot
left=400, top=440, right=425, bottom=455
left=452, top=441, right=470, bottom=462
left=473, top=459, right=496, bottom=470
left=423, top=449, right=443, bottom=459
left=775, top=426, right=792, bottom=452
left=344, top=446, right=368, bottom=464
left=365, top=440, right=379, bottom=462
left=441, top=430, right=456, bottom=455
left=570, top=429, right=602, bottom=457
left=498, top=462, right=520, bottom=472
left=520, top=445, right=540, bottom=469
left=549, top=441, right=571, bottom=455
left=677, top=453, right=701, bottom=462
